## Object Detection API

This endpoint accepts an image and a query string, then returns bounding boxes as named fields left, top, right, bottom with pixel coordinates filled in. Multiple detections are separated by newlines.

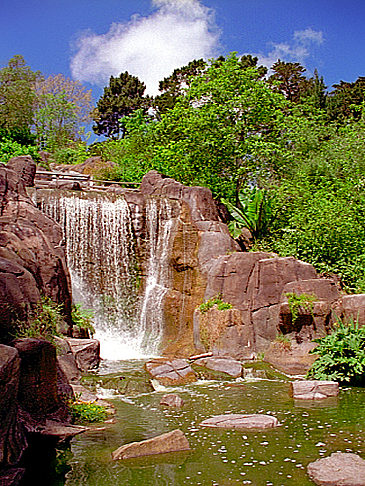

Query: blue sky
left=1, top=0, right=364, bottom=102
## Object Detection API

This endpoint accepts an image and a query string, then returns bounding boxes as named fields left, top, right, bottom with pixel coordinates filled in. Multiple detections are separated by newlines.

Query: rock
left=112, top=429, right=190, bottom=460
left=12, top=339, right=60, bottom=419
left=0, top=164, right=73, bottom=340
left=340, top=294, right=365, bottom=328
left=264, top=340, right=318, bottom=375
left=160, top=394, right=184, bottom=408
left=7, top=156, right=36, bottom=187
left=291, top=380, right=339, bottom=400
left=32, top=420, right=87, bottom=443
left=200, top=414, right=279, bottom=429
left=66, top=338, right=100, bottom=371
left=54, top=337, right=81, bottom=385
left=145, top=358, right=197, bottom=386
left=0, top=346, right=27, bottom=469
left=0, top=468, right=25, bottom=486
left=193, top=305, right=252, bottom=359
left=307, top=452, right=365, bottom=486
left=193, top=356, right=242, bottom=378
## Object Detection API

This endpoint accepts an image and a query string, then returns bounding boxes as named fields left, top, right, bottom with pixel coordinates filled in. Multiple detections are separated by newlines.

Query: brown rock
left=200, top=414, right=279, bottom=429
left=291, top=380, right=339, bottom=400
left=65, top=338, right=100, bottom=371
left=193, top=356, right=242, bottom=378
left=12, top=339, right=59, bottom=418
left=0, top=468, right=25, bottom=486
left=145, top=358, right=197, bottom=386
left=307, top=452, right=365, bottom=486
left=54, top=337, right=81, bottom=384
left=7, top=156, right=36, bottom=187
left=340, top=294, right=365, bottom=328
left=263, top=340, right=318, bottom=375
left=0, top=345, right=27, bottom=468
left=112, top=429, right=190, bottom=460
left=160, top=394, right=184, bottom=408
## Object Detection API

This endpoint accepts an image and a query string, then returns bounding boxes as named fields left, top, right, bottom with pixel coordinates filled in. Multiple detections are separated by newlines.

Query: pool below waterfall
left=46, top=360, right=364, bottom=486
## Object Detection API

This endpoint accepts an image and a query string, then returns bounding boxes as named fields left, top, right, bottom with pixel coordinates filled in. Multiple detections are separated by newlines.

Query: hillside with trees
left=0, top=53, right=364, bottom=293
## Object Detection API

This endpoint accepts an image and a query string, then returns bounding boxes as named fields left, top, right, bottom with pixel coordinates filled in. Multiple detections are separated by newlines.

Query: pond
left=44, top=360, right=365, bottom=485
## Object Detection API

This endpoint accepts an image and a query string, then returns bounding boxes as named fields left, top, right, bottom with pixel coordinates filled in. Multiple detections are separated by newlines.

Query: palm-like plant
left=222, top=188, right=275, bottom=240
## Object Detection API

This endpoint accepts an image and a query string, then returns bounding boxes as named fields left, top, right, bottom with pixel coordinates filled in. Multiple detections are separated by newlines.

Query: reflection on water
left=59, top=361, right=365, bottom=486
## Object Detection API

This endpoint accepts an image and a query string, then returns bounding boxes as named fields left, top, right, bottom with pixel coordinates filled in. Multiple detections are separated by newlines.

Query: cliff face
left=0, top=159, right=72, bottom=342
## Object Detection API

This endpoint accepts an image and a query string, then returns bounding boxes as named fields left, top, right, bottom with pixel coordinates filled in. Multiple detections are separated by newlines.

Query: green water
left=63, top=361, right=364, bottom=486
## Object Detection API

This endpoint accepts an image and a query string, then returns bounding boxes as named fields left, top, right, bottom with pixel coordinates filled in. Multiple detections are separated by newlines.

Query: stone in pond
left=193, top=356, right=242, bottom=378
left=291, top=380, right=339, bottom=400
left=200, top=414, right=279, bottom=429
left=145, top=358, right=197, bottom=386
left=307, top=452, right=365, bottom=486
left=112, top=429, right=190, bottom=460
left=160, top=394, right=184, bottom=408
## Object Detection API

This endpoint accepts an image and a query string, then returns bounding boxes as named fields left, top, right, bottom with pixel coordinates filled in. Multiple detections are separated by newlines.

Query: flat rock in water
left=193, top=356, right=242, bottom=378
left=200, top=414, right=279, bottom=429
left=291, top=380, right=339, bottom=400
left=145, top=358, right=197, bottom=386
left=307, top=452, right=365, bottom=486
left=160, top=394, right=184, bottom=408
left=112, top=429, right=190, bottom=460
left=36, top=420, right=87, bottom=442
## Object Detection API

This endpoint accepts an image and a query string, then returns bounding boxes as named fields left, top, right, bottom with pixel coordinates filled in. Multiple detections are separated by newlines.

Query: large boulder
left=65, top=338, right=100, bottom=372
left=7, top=156, right=36, bottom=187
left=307, top=452, right=365, bottom=486
left=193, top=356, right=242, bottom=378
left=340, top=294, right=365, bottom=328
left=112, top=429, right=190, bottom=460
left=0, top=346, right=27, bottom=469
left=0, top=164, right=73, bottom=340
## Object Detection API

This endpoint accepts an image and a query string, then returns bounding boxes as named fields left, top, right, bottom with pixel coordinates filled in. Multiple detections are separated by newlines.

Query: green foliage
left=92, top=72, right=150, bottom=139
left=71, top=303, right=95, bottom=337
left=274, top=333, right=292, bottom=350
left=14, top=296, right=64, bottom=342
left=0, top=137, right=39, bottom=163
left=223, top=188, right=275, bottom=239
left=68, top=399, right=108, bottom=424
left=50, top=141, right=90, bottom=165
left=199, top=296, right=233, bottom=314
left=306, top=316, right=365, bottom=385
left=285, top=292, right=317, bottom=324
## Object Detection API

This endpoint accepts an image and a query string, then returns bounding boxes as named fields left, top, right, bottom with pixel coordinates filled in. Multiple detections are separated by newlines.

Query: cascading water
left=38, top=190, right=176, bottom=360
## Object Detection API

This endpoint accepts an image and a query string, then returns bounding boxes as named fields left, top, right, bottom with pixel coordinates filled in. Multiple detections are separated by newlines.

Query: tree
left=0, top=55, right=42, bottom=135
left=34, top=74, right=92, bottom=148
left=92, top=72, right=149, bottom=139
left=144, top=54, right=287, bottom=201
left=154, top=59, right=206, bottom=115
left=268, top=60, right=307, bottom=103
left=327, top=76, right=365, bottom=121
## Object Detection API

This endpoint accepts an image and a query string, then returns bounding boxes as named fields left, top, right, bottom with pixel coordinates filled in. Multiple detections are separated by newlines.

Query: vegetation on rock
left=307, top=316, right=365, bottom=385
left=199, top=296, right=233, bottom=314
left=285, top=292, right=317, bottom=324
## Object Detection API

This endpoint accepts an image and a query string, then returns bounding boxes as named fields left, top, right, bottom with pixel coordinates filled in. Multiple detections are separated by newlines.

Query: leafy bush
left=285, top=292, right=317, bottom=324
left=51, top=142, right=89, bottom=165
left=199, top=296, right=233, bottom=313
left=14, top=296, right=64, bottom=342
left=306, top=316, right=365, bottom=385
left=71, top=303, right=95, bottom=337
left=274, top=333, right=292, bottom=351
left=69, top=400, right=108, bottom=424
left=0, top=138, right=40, bottom=163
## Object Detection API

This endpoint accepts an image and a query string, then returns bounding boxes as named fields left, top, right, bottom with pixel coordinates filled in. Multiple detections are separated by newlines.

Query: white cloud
left=252, top=28, right=324, bottom=72
left=70, top=0, right=220, bottom=95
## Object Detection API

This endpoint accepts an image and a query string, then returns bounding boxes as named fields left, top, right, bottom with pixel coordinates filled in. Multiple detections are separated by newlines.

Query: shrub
left=306, top=315, right=365, bottom=385
left=274, top=333, right=292, bottom=351
left=285, top=292, right=317, bottom=324
left=199, top=295, right=233, bottom=313
left=71, top=303, right=95, bottom=337
left=69, top=400, right=108, bottom=424
left=0, top=138, right=40, bottom=163
left=14, top=296, right=64, bottom=342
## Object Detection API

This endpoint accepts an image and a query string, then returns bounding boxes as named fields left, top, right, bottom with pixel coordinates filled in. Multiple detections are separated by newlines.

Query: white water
left=39, top=191, right=176, bottom=360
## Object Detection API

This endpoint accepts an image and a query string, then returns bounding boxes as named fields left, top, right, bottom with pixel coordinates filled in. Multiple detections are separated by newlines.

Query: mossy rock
left=81, top=370, right=154, bottom=396
left=242, top=360, right=293, bottom=381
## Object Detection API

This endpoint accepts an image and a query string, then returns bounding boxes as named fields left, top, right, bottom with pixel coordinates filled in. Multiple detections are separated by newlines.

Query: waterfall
left=38, top=190, right=176, bottom=360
